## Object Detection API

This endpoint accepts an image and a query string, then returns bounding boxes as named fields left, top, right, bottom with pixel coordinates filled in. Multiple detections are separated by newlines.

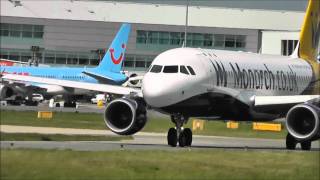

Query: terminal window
left=170, top=32, right=183, bottom=45
left=136, top=30, right=246, bottom=49
left=137, top=31, right=147, bottom=44
left=0, top=23, right=44, bottom=39
left=159, top=32, right=170, bottom=44
left=225, top=35, right=236, bottom=48
left=282, top=40, right=298, bottom=56
left=203, top=34, right=213, bottom=47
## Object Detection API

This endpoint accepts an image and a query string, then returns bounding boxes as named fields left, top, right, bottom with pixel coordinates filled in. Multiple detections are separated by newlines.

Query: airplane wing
left=254, top=95, right=320, bottom=106
left=1, top=75, right=42, bottom=89
left=2, top=74, right=142, bottom=97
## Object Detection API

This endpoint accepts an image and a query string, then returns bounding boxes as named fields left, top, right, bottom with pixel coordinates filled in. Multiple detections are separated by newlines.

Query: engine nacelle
left=0, top=85, right=14, bottom=99
left=104, top=97, right=147, bottom=135
left=286, top=102, right=320, bottom=141
left=35, top=84, right=67, bottom=94
left=126, top=73, right=142, bottom=88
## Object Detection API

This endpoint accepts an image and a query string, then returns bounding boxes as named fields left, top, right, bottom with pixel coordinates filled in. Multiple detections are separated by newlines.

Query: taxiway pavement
left=1, top=125, right=319, bottom=151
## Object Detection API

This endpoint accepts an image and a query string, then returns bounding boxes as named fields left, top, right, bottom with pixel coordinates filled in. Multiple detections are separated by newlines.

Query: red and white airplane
left=3, top=0, right=319, bottom=150
left=0, top=59, right=27, bottom=66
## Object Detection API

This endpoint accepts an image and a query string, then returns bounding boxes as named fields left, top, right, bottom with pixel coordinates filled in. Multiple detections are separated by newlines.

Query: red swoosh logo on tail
left=110, top=44, right=126, bottom=64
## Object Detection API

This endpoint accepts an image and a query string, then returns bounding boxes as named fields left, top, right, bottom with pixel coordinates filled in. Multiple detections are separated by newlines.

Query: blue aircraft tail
left=95, top=23, right=131, bottom=73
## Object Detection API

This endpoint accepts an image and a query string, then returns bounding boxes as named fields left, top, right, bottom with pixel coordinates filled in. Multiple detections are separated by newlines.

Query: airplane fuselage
left=0, top=66, right=127, bottom=95
left=142, top=48, right=316, bottom=120
left=2, top=66, right=98, bottom=83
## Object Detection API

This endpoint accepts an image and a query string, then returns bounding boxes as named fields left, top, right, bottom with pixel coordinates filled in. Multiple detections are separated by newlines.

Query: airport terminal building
left=0, top=0, right=308, bottom=73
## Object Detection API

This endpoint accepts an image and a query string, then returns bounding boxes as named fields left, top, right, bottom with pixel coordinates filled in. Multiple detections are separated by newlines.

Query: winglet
left=95, top=23, right=131, bottom=73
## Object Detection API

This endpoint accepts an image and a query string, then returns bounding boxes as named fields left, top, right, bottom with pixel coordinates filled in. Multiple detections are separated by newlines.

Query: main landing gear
left=64, top=101, right=77, bottom=108
left=24, top=100, right=39, bottom=106
left=286, top=133, right=311, bottom=151
left=167, top=114, right=193, bottom=147
left=24, top=95, right=39, bottom=106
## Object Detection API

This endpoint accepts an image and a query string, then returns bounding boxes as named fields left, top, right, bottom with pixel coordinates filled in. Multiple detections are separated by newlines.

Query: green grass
left=0, top=110, right=105, bottom=130
left=0, top=110, right=287, bottom=139
left=1, top=149, right=319, bottom=180
left=0, top=132, right=132, bottom=141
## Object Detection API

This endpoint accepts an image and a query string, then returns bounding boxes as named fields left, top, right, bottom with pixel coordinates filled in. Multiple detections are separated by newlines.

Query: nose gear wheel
left=167, top=114, right=193, bottom=147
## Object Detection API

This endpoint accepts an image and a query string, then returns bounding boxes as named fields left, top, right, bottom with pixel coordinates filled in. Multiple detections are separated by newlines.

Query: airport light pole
left=183, top=0, right=189, bottom=48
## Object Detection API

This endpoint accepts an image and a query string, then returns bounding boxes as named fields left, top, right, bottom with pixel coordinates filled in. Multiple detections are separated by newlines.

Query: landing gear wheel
left=168, top=114, right=192, bottom=148
left=301, top=141, right=311, bottom=151
left=178, top=130, right=187, bottom=147
left=64, top=102, right=76, bottom=108
left=184, top=128, right=192, bottom=146
left=25, top=100, right=38, bottom=106
left=286, top=133, right=297, bottom=150
left=167, top=128, right=177, bottom=147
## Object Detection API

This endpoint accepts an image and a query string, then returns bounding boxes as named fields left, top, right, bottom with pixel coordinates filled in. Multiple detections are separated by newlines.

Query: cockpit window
left=150, top=65, right=163, bottom=73
left=187, top=66, right=196, bottom=75
left=180, top=66, right=189, bottom=75
left=147, top=65, right=153, bottom=72
left=163, top=66, right=178, bottom=73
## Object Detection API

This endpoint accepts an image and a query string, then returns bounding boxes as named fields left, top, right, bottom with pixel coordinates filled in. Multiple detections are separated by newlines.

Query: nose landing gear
left=167, top=114, right=192, bottom=147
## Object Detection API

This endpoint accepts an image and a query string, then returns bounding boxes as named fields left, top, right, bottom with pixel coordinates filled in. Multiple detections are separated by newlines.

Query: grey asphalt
left=1, top=104, right=319, bottom=152
left=1, top=133, right=319, bottom=152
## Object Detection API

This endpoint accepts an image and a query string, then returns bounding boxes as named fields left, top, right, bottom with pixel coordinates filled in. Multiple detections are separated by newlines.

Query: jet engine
left=104, top=97, right=147, bottom=135
left=128, top=73, right=139, bottom=86
left=125, top=73, right=142, bottom=88
left=0, top=85, right=14, bottom=99
left=286, top=100, right=320, bottom=141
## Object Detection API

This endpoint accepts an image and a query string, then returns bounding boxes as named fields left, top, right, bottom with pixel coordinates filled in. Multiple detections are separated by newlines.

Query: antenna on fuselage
left=183, top=0, right=189, bottom=48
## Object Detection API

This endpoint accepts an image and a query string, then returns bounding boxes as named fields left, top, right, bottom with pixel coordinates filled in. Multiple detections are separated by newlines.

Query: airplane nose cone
left=142, top=74, right=168, bottom=107
left=142, top=73, right=190, bottom=108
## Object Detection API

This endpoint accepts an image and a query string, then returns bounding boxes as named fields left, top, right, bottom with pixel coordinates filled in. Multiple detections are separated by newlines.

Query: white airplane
left=2, top=0, right=319, bottom=150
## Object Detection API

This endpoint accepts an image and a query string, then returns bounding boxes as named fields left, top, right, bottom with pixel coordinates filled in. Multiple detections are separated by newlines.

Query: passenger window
left=150, top=65, right=163, bottom=73
left=180, top=66, right=189, bottom=75
left=187, top=66, right=196, bottom=75
left=163, top=66, right=178, bottom=73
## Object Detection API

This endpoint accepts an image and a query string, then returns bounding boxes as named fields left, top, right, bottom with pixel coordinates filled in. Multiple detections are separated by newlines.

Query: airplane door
left=198, top=54, right=214, bottom=90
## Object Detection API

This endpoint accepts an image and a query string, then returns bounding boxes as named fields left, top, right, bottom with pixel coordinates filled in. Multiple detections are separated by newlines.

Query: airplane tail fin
left=298, top=0, right=319, bottom=62
left=95, top=23, right=131, bottom=73
left=298, top=0, right=320, bottom=95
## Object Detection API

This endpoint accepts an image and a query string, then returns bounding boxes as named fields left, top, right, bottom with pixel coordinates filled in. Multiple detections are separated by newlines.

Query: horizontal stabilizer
left=83, top=70, right=118, bottom=84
